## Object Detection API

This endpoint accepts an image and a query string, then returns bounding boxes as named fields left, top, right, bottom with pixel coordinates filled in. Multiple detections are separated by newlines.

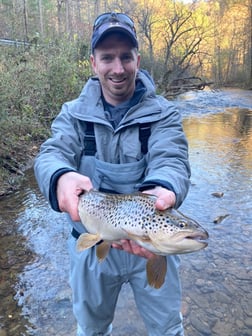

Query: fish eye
left=178, top=220, right=187, bottom=228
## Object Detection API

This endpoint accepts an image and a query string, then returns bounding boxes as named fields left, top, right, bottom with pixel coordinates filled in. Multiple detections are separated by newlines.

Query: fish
left=77, top=189, right=209, bottom=289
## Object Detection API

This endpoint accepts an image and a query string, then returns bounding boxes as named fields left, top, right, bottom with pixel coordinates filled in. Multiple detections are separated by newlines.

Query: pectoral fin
left=76, top=233, right=101, bottom=252
left=96, top=242, right=111, bottom=262
left=146, top=255, right=167, bottom=289
left=122, top=229, right=152, bottom=242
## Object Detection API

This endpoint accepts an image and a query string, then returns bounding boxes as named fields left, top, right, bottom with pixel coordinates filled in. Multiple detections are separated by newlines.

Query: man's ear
left=90, top=54, right=97, bottom=74
left=137, top=53, right=141, bottom=69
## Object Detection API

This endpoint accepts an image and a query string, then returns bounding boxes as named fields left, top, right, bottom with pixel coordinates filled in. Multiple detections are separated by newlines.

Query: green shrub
left=0, top=38, right=91, bottom=130
left=0, top=39, right=92, bottom=192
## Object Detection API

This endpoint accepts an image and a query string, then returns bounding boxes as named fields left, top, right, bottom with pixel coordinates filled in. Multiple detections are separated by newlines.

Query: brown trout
left=77, top=190, right=209, bottom=289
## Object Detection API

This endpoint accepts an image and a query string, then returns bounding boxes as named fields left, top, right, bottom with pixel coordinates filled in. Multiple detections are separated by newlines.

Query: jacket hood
left=65, top=69, right=175, bottom=126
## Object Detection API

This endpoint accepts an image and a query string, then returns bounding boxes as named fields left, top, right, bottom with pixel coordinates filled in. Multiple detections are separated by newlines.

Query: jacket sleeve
left=142, top=99, right=191, bottom=208
left=34, top=101, right=82, bottom=207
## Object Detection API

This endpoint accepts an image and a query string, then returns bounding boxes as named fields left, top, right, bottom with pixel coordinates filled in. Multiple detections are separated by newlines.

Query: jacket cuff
left=138, top=179, right=176, bottom=195
left=49, top=168, right=76, bottom=211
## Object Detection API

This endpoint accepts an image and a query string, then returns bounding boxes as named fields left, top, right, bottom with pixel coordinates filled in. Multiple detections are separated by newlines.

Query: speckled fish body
left=77, top=190, right=209, bottom=288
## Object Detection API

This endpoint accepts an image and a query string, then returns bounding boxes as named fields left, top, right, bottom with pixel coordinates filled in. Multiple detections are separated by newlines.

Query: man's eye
left=101, top=56, right=112, bottom=62
left=122, top=55, right=132, bottom=61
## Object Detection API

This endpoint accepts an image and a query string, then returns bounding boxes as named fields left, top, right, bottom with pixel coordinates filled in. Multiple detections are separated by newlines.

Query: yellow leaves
left=78, top=59, right=90, bottom=70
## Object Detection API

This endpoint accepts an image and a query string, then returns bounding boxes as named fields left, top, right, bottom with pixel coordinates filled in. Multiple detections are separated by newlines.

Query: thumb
left=155, top=198, right=168, bottom=210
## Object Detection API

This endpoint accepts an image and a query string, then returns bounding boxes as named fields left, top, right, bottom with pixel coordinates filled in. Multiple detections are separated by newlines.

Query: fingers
left=112, top=240, right=155, bottom=259
left=56, top=172, right=93, bottom=221
left=143, top=186, right=176, bottom=209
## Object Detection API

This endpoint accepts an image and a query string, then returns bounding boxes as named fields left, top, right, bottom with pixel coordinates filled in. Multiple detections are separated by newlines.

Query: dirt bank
left=0, top=140, right=40, bottom=197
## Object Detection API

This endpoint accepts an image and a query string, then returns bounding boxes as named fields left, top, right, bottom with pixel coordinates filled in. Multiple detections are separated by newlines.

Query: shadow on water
left=0, top=88, right=251, bottom=336
left=0, top=190, right=35, bottom=335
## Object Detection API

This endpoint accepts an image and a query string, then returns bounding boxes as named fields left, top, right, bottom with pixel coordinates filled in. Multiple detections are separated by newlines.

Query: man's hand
left=143, top=185, right=176, bottom=210
left=112, top=186, right=176, bottom=259
left=57, top=171, right=93, bottom=221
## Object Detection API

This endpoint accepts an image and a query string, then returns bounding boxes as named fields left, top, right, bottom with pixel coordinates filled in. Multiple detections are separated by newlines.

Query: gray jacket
left=34, top=70, right=190, bottom=212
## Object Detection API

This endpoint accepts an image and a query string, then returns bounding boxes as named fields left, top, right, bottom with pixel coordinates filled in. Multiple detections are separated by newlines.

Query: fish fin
left=96, top=242, right=111, bottom=262
left=76, top=233, right=101, bottom=252
left=146, top=255, right=167, bottom=289
left=122, top=229, right=151, bottom=242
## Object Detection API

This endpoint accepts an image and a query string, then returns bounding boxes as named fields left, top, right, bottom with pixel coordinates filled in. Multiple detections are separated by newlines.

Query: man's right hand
left=56, top=171, right=93, bottom=221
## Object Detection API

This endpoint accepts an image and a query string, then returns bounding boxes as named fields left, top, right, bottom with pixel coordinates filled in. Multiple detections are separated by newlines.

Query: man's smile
left=109, top=77, right=126, bottom=83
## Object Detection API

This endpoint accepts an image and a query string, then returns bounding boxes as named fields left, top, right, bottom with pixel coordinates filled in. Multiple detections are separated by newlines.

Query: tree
left=0, top=0, right=250, bottom=87
left=38, top=0, right=44, bottom=37
left=131, top=0, right=161, bottom=78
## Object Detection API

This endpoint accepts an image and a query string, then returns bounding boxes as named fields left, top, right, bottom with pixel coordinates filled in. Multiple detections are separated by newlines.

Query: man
left=34, top=12, right=190, bottom=336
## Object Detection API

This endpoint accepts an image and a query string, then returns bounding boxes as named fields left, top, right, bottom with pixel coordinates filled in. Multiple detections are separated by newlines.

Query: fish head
left=148, top=208, right=209, bottom=255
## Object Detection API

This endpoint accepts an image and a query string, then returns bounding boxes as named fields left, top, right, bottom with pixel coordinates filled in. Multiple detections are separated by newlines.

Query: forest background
left=0, top=0, right=251, bottom=195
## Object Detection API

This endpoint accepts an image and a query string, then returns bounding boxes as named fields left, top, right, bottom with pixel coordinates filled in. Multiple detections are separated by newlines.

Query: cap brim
left=92, top=22, right=138, bottom=51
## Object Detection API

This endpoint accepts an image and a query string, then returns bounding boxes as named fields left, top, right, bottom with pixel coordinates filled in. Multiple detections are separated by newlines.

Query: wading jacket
left=34, top=70, right=191, bottom=231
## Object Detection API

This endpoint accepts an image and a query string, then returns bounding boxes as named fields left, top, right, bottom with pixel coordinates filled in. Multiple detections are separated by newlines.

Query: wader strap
left=84, top=122, right=97, bottom=156
left=72, top=227, right=81, bottom=239
left=139, top=123, right=151, bottom=154
left=83, top=122, right=151, bottom=156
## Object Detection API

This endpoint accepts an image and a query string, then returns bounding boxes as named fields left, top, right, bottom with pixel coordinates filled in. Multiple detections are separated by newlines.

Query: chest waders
left=84, top=122, right=151, bottom=156
left=69, top=122, right=184, bottom=336
left=85, top=121, right=151, bottom=193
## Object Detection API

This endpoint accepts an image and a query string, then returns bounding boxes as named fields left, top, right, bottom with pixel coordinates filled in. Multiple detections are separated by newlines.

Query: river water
left=0, top=88, right=251, bottom=336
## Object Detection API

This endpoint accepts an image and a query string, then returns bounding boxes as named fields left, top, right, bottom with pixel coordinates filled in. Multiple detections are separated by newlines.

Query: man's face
left=90, top=33, right=140, bottom=106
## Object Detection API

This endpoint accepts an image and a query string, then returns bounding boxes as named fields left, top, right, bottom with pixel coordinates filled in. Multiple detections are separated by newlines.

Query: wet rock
left=212, top=319, right=234, bottom=335
left=234, top=269, right=251, bottom=281
left=181, top=300, right=190, bottom=317
left=214, top=291, right=232, bottom=304
left=190, top=294, right=211, bottom=310
left=190, top=315, right=211, bottom=335
left=244, top=317, right=252, bottom=329
left=245, top=305, right=252, bottom=318
left=236, top=319, right=244, bottom=329
left=211, top=192, right=224, bottom=198
left=0, top=329, right=7, bottom=336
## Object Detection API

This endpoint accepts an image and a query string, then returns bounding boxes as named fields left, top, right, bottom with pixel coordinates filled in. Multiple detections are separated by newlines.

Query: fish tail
left=146, top=255, right=167, bottom=289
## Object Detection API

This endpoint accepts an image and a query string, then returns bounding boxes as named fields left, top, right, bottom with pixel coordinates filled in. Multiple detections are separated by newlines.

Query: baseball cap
left=91, top=12, right=138, bottom=52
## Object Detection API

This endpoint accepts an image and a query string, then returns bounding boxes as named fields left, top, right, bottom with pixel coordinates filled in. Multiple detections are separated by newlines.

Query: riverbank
left=0, top=137, right=41, bottom=197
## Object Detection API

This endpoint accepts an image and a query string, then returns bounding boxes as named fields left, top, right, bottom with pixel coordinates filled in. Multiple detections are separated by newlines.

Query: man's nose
left=113, top=58, right=124, bottom=73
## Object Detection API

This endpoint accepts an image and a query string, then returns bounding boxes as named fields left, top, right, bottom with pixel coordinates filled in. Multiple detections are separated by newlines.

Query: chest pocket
left=83, top=122, right=151, bottom=156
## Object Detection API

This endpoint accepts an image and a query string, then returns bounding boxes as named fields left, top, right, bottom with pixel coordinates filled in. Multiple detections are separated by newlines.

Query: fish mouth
left=185, top=230, right=209, bottom=246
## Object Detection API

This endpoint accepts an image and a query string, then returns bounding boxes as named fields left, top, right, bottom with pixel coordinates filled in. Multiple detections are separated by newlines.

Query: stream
left=0, top=88, right=251, bottom=336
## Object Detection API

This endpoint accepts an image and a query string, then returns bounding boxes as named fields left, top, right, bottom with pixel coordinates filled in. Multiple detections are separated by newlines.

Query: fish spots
left=78, top=190, right=208, bottom=256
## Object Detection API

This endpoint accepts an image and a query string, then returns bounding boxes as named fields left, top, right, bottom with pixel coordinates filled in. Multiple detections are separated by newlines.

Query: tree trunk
left=23, top=0, right=28, bottom=41
left=38, top=0, right=44, bottom=37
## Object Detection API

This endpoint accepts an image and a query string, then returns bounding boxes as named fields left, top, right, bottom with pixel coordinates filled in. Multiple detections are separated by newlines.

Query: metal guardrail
left=0, top=38, right=31, bottom=47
